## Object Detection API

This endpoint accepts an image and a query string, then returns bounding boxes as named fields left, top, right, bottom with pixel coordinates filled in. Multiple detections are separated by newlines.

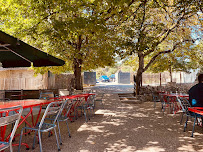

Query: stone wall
left=54, top=73, right=74, bottom=91
left=137, top=83, right=195, bottom=102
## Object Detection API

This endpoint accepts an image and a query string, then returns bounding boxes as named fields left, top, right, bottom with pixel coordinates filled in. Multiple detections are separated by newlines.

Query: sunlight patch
left=106, top=139, right=137, bottom=152
left=135, top=146, right=165, bottom=152
left=131, top=113, right=149, bottom=117
left=77, top=124, right=104, bottom=132
left=101, top=120, right=124, bottom=126
left=178, top=144, right=196, bottom=151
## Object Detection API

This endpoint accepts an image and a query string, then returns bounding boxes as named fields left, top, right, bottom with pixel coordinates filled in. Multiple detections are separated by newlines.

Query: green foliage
left=0, top=0, right=118, bottom=74
left=119, top=0, right=202, bottom=75
left=0, top=0, right=202, bottom=84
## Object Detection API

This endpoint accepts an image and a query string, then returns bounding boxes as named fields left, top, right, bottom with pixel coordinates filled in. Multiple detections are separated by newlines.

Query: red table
left=51, top=93, right=95, bottom=121
left=187, top=107, right=203, bottom=137
left=0, top=93, right=95, bottom=149
left=0, top=99, right=58, bottom=149
left=188, top=107, right=203, bottom=115
left=161, top=93, right=189, bottom=114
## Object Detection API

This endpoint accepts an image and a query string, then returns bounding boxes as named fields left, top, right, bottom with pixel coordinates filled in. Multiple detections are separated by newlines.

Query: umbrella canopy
left=0, top=30, right=65, bottom=68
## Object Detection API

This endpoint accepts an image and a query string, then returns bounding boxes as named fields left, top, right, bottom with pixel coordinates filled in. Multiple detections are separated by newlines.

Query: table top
left=50, top=93, right=95, bottom=100
left=0, top=93, right=95, bottom=109
left=0, top=99, right=56, bottom=109
left=161, top=93, right=189, bottom=98
left=188, top=107, right=203, bottom=115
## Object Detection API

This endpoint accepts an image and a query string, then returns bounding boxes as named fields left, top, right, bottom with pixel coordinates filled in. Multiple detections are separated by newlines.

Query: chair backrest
left=39, top=101, right=64, bottom=129
left=87, top=94, right=96, bottom=106
left=39, top=91, right=54, bottom=99
left=0, top=105, right=23, bottom=143
left=61, top=99, right=73, bottom=117
left=152, top=92, right=160, bottom=102
left=176, top=97, right=191, bottom=113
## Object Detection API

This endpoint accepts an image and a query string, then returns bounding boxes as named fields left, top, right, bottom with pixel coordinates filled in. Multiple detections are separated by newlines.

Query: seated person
left=188, top=74, right=203, bottom=107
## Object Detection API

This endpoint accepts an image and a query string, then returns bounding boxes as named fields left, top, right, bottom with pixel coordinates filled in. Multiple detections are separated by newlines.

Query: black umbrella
left=0, top=30, right=65, bottom=68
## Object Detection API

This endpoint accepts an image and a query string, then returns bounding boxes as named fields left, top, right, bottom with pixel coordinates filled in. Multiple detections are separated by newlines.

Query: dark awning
left=0, top=30, right=65, bottom=68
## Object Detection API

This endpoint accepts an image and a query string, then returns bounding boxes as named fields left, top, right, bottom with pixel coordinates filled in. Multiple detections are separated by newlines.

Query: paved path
left=15, top=84, right=203, bottom=152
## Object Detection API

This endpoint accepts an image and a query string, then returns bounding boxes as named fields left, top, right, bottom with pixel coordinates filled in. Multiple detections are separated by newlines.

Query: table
left=0, top=93, right=95, bottom=149
left=187, top=107, right=203, bottom=137
left=0, top=99, right=58, bottom=149
left=51, top=93, right=95, bottom=121
left=188, top=107, right=203, bottom=115
left=160, top=93, right=189, bottom=114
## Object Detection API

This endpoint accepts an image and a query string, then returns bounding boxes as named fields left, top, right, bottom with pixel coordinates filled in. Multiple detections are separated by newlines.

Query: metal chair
left=0, top=105, right=23, bottom=152
left=152, top=92, right=161, bottom=109
left=177, top=97, right=203, bottom=137
left=46, top=99, right=72, bottom=145
left=77, top=95, right=96, bottom=122
left=160, top=95, right=172, bottom=113
left=176, top=97, right=191, bottom=124
left=18, top=101, right=64, bottom=152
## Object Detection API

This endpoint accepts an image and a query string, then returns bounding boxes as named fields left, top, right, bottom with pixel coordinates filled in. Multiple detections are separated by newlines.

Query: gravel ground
left=9, top=84, right=203, bottom=152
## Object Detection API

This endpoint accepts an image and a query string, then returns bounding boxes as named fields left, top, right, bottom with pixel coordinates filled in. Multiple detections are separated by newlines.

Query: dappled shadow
left=57, top=91, right=202, bottom=152
left=7, top=85, right=203, bottom=152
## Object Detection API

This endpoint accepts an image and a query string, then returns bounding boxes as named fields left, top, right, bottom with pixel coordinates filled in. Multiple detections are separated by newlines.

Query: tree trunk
left=169, top=66, right=172, bottom=82
left=133, top=75, right=136, bottom=96
left=73, top=35, right=83, bottom=90
left=73, top=59, right=83, bottom=90
left=160, top=73, right=162, bottom=86
left=135, top=53, right=144, bottom=96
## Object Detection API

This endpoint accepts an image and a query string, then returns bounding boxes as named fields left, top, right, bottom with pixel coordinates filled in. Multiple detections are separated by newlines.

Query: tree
left=0, top=0, right=118, bottom=90
left=115, top=0, right=203, bottom=95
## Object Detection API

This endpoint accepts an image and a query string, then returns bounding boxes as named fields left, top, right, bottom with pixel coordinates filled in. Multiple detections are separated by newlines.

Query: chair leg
left=83, top=107, right=88, bottom=122
left=18, top=128, right=25, bottom=152
left=38, top=132, right=43, bottom=152
left=162, top=103, right=166, bottom=112
left=57, top=121, right=62, bottom=145
left=9, top=142, right=13, bottom=152
left=184, top=116, right=188, bottom=132
left=191, top=115, right=197, bottom=137
left=65, top=120, right=71, bottom=138
left=32, top=130, right=37, bottom=149
left=180, top=112, right=184, bottom=124
left=54, top=128, right=61, bottom=151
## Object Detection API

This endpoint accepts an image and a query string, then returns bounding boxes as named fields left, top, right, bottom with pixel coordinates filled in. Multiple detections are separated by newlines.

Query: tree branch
left=33, top=11, right=59, bottom=29
left=143, top=39, right=196, bottom=72
left=104, top=0, right=136, bottom=21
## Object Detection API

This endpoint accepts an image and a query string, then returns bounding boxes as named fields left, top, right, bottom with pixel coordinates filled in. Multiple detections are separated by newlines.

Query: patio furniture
left=152, top=92, right=161, bottom=109
left=176, top=97, right=191, bottom=124
left=46, top=99, right=72, bottom=145
left=184, top=107, right=203, bottom=137
left=160, top=93, right=189, bottom=114
left=159, top=94, right=172, bottom=112
left=18, top=101, right=64, bottom=152
left=77, top=94, right=96, bottom=122
left=0, top=105, right=23, bottom=152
